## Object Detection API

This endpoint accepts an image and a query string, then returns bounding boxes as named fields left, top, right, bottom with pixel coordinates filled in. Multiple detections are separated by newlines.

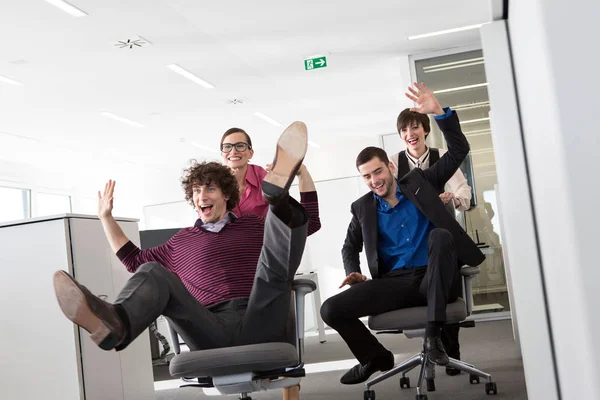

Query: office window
left=0, top=187, right=31, bottom=223
left=34, top=192, right=72, bottom=217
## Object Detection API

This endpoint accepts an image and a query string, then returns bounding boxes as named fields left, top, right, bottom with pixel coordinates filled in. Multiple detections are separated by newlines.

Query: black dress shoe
left=446, top=366, right=461, bottom=376
left=262, top=121, right=308, bottom=205
left=424, top=336, right=449, bottom=366
left=340, top=351, right=394, bottom=385
left=53, top=270, right=125, bottom=350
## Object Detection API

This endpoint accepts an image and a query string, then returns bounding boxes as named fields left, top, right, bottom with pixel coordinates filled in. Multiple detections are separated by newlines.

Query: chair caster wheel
left=469, top=374, right=480, bottom=384
left=426, top=378, right=436, bottom=392
left=485, top=381, right=498, bottom=395
left=400, top=376, right=410, bottom=388
left=416, top=394, right=428, bottom=400
left=363, top=389, right=376, bottom=400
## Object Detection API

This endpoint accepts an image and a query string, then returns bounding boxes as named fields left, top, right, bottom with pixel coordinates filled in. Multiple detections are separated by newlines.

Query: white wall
left=509, top=0, right=600, bottom=399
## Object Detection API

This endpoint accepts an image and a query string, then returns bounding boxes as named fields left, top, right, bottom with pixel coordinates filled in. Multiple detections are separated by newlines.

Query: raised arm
left=404, top=82, right=469, bottom=189
left=297, top=164, right=321, bottom=235
left=98, top=180, right=174, bottom=273
left=98, top=180, right=130, bottom=253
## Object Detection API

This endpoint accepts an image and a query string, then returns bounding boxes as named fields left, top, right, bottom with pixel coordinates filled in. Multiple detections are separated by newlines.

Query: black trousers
left=320, top=228, right=460, bottom=365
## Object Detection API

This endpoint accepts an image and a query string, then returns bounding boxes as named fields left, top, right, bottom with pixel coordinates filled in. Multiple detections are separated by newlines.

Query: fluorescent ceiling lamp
left=423, top=58, right=484, bottom=71
left=433, top=83, right=488, bottom=94
left=101, top=112, right=144, bottom=128
left=44, top=0, right=88, bottom=17
left=167, top=64, right=215, bottom=89
left=0, top=131, right=40, bottom=142
left=189, top=141, right=219, bottom=153
left=308, top=140, right=321, bottom=149
left=452, top=101, right=490, bottom=111
left=408, top=23, right=483, bottom=40
left=470, top=148, right=494, bottom=155
left=423, top=58, right=485, bottom=73
left=254, top=112, right=282, bottom=127
left=461, top=117, right=490, bottom=125
left=464, top=128, right=491, bottom=138
left=0, top=75, right=23, bottom=85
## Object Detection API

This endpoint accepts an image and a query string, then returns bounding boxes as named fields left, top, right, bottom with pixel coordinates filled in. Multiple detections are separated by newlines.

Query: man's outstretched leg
left=238, top=121, right=309, bottom=345
left=54, top=262, right=231, bottom=351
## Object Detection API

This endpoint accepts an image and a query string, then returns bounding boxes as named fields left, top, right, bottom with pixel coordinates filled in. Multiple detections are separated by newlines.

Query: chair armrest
left=460, top=266, right=480, bottom=316
left=291, top=279, right=316, bottom=342
left=461, top=266, right=481, bottom=276
left=168, top=322, right=181, bottom=355
left=290, top=279, right=317, bottom=368
left=292, top=279, right=317, bottom=292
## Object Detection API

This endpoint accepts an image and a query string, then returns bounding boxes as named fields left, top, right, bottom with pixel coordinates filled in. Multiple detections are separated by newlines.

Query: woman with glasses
left=220, top=127, right=319, bottom=400
left=220, top=127, right=318, bottom=219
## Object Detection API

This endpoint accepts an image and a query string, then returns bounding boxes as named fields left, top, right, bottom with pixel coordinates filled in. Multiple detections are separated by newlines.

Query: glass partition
left=411, top=49, right=509, bottom=316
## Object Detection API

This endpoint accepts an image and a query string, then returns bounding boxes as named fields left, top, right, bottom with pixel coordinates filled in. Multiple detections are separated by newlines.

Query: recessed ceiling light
left=254, top=112, right=282, bottom=127
left=167, top=64, right=215, bottom=89
left=101, top=112, right=144, bottom=128
left=44, top=0, right=88, bottom=17
left=433, top=83, right=488, bottom=94
left=308, top=141, right=321, bottom=149
left=0, top=75, right=23, bottom=85
left=408, top=23, right=483, bottom=40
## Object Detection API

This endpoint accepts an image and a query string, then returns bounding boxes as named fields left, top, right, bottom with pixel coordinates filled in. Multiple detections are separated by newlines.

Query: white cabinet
left=0, top=214, right=155, bottom=400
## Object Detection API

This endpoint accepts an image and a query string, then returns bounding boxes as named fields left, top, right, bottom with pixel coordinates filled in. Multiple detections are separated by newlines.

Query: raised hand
left=98, top=180, right=115, bottom=220
left=405, top=81, right=445, bottom=116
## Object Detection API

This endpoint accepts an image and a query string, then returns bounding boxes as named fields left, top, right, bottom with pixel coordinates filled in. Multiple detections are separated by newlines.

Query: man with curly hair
left=51, top=122, right=320, bottom=360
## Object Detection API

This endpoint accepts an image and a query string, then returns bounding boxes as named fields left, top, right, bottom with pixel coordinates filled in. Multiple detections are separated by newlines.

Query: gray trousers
left=113, top=199, right=308, bottom=351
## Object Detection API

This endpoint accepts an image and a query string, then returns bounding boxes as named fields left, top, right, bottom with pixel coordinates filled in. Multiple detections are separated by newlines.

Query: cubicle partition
left=0, top=214, right=155, bottom=400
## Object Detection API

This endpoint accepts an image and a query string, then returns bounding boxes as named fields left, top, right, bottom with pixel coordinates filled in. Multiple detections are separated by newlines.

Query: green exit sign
left=304, top=56, right=327, bottom=70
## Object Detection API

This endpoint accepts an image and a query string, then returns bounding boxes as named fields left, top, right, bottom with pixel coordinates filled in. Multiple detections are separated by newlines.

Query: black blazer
left=342, top=111, right=485, bottom=279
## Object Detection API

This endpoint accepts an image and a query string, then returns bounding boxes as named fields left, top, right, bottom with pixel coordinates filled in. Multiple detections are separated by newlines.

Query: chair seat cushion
left=169, top=342, right=299, bottom=377
left=368, top=298, right=468, bottom=331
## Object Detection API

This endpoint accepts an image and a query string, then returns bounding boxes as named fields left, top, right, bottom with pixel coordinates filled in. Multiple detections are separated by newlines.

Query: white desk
left=0, top=214, right=155, bottom=400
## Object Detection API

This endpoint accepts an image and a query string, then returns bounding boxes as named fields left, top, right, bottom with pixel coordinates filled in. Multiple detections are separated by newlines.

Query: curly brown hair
left=181, top=160, right=240, bottom=211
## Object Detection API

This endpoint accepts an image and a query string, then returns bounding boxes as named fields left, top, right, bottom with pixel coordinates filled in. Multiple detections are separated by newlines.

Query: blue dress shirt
left=375, top=107, right=452, bottom=272
left=375, top=186, right=434, bottom=272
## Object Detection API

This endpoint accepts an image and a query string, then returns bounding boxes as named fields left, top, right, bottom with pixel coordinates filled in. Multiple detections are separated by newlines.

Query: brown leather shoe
left=53, top=270, right=125, bottom=350
left=262, top=121, right=308, bottom=205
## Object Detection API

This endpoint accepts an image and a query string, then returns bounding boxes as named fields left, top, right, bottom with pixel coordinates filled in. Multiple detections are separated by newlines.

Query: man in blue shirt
left=320, top=83, right=485, bottom=385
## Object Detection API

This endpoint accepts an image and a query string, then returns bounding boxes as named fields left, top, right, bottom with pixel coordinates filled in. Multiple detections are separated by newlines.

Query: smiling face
left=357, top=156, right=397, bottom=199
left=396, top=109, right=431, bottom=157
left=192, top=182, right=229, bottom=224
left=399, top=120, right=428, bottom=155
left=221, top=131, right=254, bottom=169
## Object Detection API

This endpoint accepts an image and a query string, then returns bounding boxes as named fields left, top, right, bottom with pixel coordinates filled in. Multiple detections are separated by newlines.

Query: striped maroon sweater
left=116, top=192, right=321, bottom=307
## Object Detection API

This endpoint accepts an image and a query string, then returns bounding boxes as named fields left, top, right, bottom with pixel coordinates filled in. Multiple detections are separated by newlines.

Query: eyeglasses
left=220, top=142, right=250, bottom=153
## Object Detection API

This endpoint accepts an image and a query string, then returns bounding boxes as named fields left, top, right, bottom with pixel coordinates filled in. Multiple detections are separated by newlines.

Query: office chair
left=167, top=279, right=316, bottom=400
left=364, top=266, right=498, bottom=400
